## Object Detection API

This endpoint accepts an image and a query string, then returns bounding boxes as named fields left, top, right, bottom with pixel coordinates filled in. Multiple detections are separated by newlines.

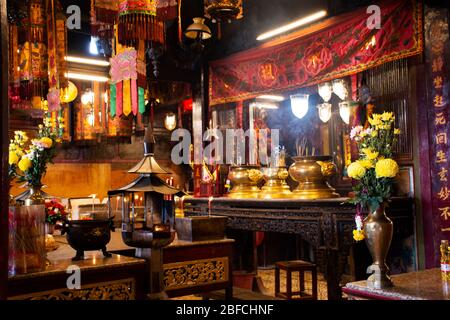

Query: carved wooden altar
left=183, top=197, right=414, bottom=300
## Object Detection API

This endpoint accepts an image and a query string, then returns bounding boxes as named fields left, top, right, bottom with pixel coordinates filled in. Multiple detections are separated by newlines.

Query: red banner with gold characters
left=209, top=0, right=423, bottom=105
left=424, top=6, right=450, bottom=265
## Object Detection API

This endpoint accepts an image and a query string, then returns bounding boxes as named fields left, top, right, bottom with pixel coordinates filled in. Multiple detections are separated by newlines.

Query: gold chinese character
left=438, top=186, right=450, bottom=201
left=436, top=132, right=448, bottom=144
left=440, top=207, right=450, bottom=221
left=432, top=57, right=444, bottom=72
left=434, top=95, right=445, bottom=107
left=436, top=112, right=446, bottom=125
left=439, top=167, right=448, bottom=182
left=434, top=76, right=443, bottom=89
left=436, top=150, right=448, bottom=163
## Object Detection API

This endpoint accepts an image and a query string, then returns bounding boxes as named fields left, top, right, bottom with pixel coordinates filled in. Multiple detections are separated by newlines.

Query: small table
left=342, top=269, right=450, bottom=300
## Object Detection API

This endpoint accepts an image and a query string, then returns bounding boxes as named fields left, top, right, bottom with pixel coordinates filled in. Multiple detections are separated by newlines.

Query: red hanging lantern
left=117, top=0, right=165, bottom=46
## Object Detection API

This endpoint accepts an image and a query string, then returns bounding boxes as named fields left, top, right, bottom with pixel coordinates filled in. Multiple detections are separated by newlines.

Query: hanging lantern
left=164, top=112, right=177, bottom=131
left=290, top=94, right=309, bottom=119
left=60, top=81, right=78, bottom=103
left=117, top=0, right=165, bottom=46
left=317, top=103, right=332, bottom=123
left=204, top=0, right=243, bottom=23
left=318, top=82, right=333, bottom=103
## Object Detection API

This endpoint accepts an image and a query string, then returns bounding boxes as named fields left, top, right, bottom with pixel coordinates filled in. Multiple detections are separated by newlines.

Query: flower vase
left=8, top=204, right=47, bottom=276
left=25, top=185, right=45, bottom=206
left=363, top=203, right=394, bottom=289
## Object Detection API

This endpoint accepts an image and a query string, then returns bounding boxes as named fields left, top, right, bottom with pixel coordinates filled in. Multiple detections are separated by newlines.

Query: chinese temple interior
left=1, top=0, right=450, bottom=302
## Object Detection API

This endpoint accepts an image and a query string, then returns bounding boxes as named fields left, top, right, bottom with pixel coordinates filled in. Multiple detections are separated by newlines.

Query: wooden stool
left=275, top=260, right=318, bottom=300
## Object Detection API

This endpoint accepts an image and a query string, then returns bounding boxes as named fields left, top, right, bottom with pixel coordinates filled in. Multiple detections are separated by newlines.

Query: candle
left=208, top=196, right=213, bottom=217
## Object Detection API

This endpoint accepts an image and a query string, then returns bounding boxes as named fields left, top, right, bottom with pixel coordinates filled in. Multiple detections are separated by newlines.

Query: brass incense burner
left=258, top=167, right=292, bottom=199
left=227, top=166, right=263, bottom=199
left=289, top=156, right=340, bottom=199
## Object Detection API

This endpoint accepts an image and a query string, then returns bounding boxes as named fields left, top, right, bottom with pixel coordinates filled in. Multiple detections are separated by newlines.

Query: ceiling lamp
left=338, top=101, right=351, bottom=125
left=164, top=112, right=177, bottom=131
left=317, top=103, right=332, bottom=123
left=257, top=10, right=327, bottom=41
left=318, top=82, right=333, bottom=103
left=257, top=95, right=284, bottom=102
left=290, top=94, right=309, bottom=119
left=332, top=79, right=348, bottom=101
left=185, top=18, right=212, bottom=40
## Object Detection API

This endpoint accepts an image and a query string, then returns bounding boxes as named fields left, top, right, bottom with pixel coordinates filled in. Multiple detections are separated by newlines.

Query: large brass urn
left=289, top=156, right=340, bottom=199
left=228, top=166, right=262, bottom=199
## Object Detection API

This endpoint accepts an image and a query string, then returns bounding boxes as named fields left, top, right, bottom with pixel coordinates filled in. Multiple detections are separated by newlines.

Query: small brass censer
left=227, top=165, right=263, bottom=199
left=289, top=156, right=340, bottom=199
left=258, top=167, right=292, bottom=199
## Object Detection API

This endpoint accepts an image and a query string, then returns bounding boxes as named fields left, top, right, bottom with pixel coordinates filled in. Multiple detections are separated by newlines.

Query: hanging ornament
left=117, top=0, right=165, bottom=46
left=204, top=0, right=243, bottom=38
left=60, top=81, right=78, bottom=103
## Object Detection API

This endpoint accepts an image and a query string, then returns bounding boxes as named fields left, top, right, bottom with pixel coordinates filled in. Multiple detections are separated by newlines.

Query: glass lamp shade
left=339, top=101, right=351, bottom=125
left=290, top=94, right=309, bottom=119
left=317, top=103, right=332, bottom=123
left=164, top=113, right=177, bottom=131
left=81, top=90, right=95, bottom=105
left=185, top=18, right=212, bottom=40
left=332, top=79, right=348, bottom=101
left=318, top=82, right=333, bottom=102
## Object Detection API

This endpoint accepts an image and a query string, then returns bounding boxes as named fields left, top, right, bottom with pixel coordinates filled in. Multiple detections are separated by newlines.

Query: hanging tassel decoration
left=110, top=83, right=117, bottom=118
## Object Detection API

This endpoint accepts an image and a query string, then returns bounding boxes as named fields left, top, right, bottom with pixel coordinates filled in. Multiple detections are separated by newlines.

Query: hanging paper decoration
left=91, top=0, right=119, bottom=42
left=55, top=2, right=68, bottom=90
left=117, top=0, right=165, bottom=46
left=18, top=0, right=48, bottom=106
left=157, top=0, right=179, bottom=21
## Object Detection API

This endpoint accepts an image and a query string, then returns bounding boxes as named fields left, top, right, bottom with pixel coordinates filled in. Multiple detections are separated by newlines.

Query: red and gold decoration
left=423, top=7, right=450, bottom=266
left=117, top=0, right=165, bottom=46
left=9, top=0, right=68, bottom=113
left=204, top=0, right=243, bottom=38
left=208, top=0, right=422, bottom=105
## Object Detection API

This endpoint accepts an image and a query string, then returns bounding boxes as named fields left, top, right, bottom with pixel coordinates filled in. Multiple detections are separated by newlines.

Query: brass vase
left=228, top=166, right=262, bottom=199
left=288, top=156, right=340, bottom=199
left=363, top=203, right=394, bottom=289
left=258, top=167, right=292, bottom=199
left=25, top=185, right=45, bottom=206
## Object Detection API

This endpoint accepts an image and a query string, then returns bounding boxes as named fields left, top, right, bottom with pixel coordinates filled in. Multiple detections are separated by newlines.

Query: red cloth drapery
left=209, top=0, right=423, bottom=106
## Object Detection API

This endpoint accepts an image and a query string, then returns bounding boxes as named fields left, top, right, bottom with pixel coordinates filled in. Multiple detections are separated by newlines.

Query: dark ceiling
left=60, top=0, right=376, bottom=59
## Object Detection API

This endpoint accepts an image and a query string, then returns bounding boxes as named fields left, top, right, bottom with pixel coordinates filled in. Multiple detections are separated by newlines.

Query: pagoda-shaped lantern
left=108, top=127, right=183, bottom=299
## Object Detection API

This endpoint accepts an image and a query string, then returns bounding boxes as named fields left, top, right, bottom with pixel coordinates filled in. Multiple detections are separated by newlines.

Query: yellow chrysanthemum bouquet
left=347, top=112, right=401, bottom=241
left=9, top=112, right=64, bottom=187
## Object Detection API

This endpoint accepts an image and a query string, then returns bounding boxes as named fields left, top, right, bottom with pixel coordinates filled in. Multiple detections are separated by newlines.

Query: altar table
left=183, top=197, right=414, bottom=300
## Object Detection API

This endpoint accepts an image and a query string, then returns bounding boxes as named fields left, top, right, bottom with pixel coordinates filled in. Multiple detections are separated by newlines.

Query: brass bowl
left=228, top=165, right=262, bottom=199
left=258, top=167, right=292, bottom=199
left=288, top=156, right=340, bottom=199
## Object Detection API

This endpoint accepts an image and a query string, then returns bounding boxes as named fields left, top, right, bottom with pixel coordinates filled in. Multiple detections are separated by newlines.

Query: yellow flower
left=362, top=148, right=379, bottom=160
left=347, top=162, right=366, bottom=180
left=394, top=128, right=401, bottom=135
left=357, top=159, right=374, bottom=169
left=9, top=152, right=19, bottom=165
left=18, top=157, right=32, bottom=172
left=368, top=117, right=381, bottom=126
left=371, top=130, right=378, bottom=137
left=381, top=112, right=394, bottom=122
left=40, top=137, right=53, bottom=148
left=353, top=229, right=365, bottom=241
left=375, top=158, right=399, bottom=178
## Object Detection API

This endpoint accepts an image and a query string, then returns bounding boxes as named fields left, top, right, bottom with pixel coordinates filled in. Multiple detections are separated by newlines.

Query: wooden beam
left=0, top=0, right=9, bottom=300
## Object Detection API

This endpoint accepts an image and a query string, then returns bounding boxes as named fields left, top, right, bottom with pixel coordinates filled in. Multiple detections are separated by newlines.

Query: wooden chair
left=274, top=260, right=318, bottom=300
